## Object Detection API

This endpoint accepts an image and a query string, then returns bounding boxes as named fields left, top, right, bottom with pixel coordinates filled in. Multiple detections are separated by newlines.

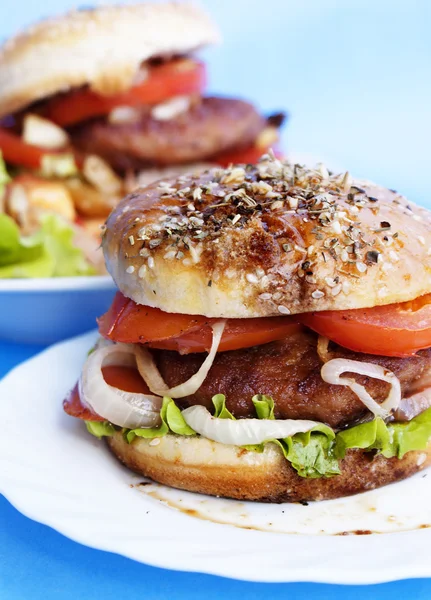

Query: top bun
left=0, top=2, right=220, bottom=118
left=103, top=154, right=431, bottom=318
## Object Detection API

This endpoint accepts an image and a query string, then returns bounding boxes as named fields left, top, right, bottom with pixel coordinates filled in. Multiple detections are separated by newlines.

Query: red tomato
left=150, top=318, right=302, bottom=353
left=215, top=146, right=283, bottom=167
left=98, top=292, right=302, bottom=353
left=0, top=127, right=82, bottom=170
left=299, top=294, right=431, bottom=357
left=45, top=59, right=206, bottom=127
left=63, top=366, right=150, bottom=421
left=97, top=292, right=211, bottom=344
left=0, top=127, right=47, bottom=169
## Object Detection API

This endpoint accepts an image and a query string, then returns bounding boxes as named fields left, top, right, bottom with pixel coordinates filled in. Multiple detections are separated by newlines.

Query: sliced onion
left=135, top=321, right=226, bottom=398
left=181, top=405, right=321, bottom=445
left=79, top=343, right=163, bottom=429
left=394, top=386, right=431, bottom=422
left=321, top=358, right=401, bottom=419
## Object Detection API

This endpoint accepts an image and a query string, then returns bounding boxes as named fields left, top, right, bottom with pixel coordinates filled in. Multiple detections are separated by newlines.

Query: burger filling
left=0, top=57, right=283, bottom=277
left=64, top=291, right=431, bottom=479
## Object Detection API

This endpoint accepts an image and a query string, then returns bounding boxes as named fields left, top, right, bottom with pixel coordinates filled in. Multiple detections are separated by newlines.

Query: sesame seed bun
left=103, top=156, right=431, bottom=318
left=0, top=2, right=220, bottom=118
left=107, top=431, right=431, bottom=502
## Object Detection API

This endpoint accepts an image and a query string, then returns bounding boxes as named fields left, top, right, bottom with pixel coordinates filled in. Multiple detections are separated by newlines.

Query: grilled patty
left=70, top=97, right=265, bottom=171
left=155, top=330, right=431, bottom=429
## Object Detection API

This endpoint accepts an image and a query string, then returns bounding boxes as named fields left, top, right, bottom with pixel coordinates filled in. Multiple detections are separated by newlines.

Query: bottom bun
left=107, top=432, right=431, bottom=502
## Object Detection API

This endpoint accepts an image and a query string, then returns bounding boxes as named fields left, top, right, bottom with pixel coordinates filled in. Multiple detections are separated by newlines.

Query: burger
left=64, top=153, right=431, bottom=502
left=0, top=3, right=284, bottom=277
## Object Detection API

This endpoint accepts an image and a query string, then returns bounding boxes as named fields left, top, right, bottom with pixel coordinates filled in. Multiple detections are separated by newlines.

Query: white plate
left=1, top=332, right=431, bottom=583
left=0, top=276, right=115, bottom=345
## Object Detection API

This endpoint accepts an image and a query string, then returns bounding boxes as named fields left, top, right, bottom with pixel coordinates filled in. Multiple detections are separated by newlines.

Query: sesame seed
left=356, top=261, right=367, bottom=273
left=318, top=163, right=329, bottom=180
left=149, top=239, right=162, bottom=248
left=139, top=248, right=150, bottom=257
left=221, top=167, right=245, bottom=185
left=138, top=265, right=147, bottom=278
left=278, top=305, right=291, bottom=315
left=389, top=250, right=399, bottom=263
left=307, top=245, right=315, bottom=256
left=128, top=235, right=135, bottom=246
left=148, top=257, right=155, bottom=269
left=342, top=281, right=351, bottom=294
left=341, top=250, right=349, bottom=262
left=259, top=293, right=272, bottom=301
left=288, top=197, right=298, bottom=209
left=331, top=284, right=342, bottom=296
left=378, top=286, right=388, bottom=298
left=271, top=200, right=284, bottom=210
left=418, top=236, right=425, bottom=246
left=340, top=171, right=352, bottom=192
left=256, top=267, right=265, bottom=278
left=325, top=277, right=337, bottom=288
left=312, top=290, right=325, bottom=299
left=332, top=221, right=342, bottom=234
left=149, top=438, right=161, bottom=446
left=231, top=214, right=241, bottom=225
left=126, top=266, right=135, bottom=274
left=187, top=203, right=195, bottom=211
left=246, top=273, right=259, bottom=284
left=193, top=187, right=202, bottom=201
left=163, top=250, right=176, bottom=260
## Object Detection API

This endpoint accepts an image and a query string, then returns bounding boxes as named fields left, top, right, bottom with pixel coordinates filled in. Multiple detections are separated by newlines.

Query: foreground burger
left=0, top=3, right=284, bottom=277
left=64, top=154, right=431, bottom=502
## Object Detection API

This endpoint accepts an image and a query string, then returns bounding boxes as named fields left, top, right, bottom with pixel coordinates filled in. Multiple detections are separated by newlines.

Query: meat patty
left=154, top=331, right=431, bottom=429
left=70, top=97, right=266, bottom=171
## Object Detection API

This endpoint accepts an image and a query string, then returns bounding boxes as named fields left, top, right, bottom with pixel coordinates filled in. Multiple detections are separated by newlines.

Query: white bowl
left=0, top=276, right=116, bottom=345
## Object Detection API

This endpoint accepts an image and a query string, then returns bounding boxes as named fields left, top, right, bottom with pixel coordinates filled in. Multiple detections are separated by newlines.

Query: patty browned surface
left=70, top=97, right=265, bottom=171
left=155, top=330, right=431, bottom=429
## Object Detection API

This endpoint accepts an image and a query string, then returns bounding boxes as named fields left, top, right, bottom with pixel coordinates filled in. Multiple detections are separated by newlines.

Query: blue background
left=1, top=0, right=431, bottom=598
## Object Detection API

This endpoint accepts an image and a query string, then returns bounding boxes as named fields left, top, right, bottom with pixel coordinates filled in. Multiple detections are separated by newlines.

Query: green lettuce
left=126, top=397, right=196, bottom=443
left=85, top=421, right=115, bottom=438
left=336, top=407, right=431, bottom=460
left=0, top=213, right=95, bottom=278
left=85, top=395, right=431, bottom=479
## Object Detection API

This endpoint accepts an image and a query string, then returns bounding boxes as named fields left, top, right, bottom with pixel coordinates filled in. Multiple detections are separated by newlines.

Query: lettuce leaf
left=0, top=213, right=95, bottom=278
left=84, top=396, right=431, bottom=479
left=127, top=397, right=196, bottom=443
left=336, top=407, right=431, bottom=460
left=85, top=421, right=115, bottom=438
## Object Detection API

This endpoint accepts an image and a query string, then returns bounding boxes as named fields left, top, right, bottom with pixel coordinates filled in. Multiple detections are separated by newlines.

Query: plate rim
left=2, top=332, right=431, bottom=585
left=0, top=275, right=115, bottom=292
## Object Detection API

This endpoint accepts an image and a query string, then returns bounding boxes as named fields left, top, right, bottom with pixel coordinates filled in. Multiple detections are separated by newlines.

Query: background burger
left=65, top=153, right=431, bottom=502
left=0, top=2, right=284, bottom=277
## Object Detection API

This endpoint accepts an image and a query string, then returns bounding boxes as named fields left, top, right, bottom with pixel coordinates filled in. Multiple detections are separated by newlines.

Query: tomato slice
left=63, top=365, right=150, bottom=421
left=98, top=292, right=211, bottom=344
left=45, top=59, right=206, bottom=127
left=215, top=145, right=269, bottom=167
left=150, top=317, right=301, bottom=353
left=0, top=127, right=82, bottom=170
left=98, top=292, right=302, bottom=353
left=0, top=127, right=48, bottom=169
left=299, top=294, right=431, bottom=357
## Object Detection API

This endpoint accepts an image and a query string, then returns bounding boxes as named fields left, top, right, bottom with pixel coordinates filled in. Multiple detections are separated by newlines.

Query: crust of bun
left=107, top=431, right=431, bottom=502
left=103, top=157, right=431, bottom=318
left=0, top=3, right=220, bottom=118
